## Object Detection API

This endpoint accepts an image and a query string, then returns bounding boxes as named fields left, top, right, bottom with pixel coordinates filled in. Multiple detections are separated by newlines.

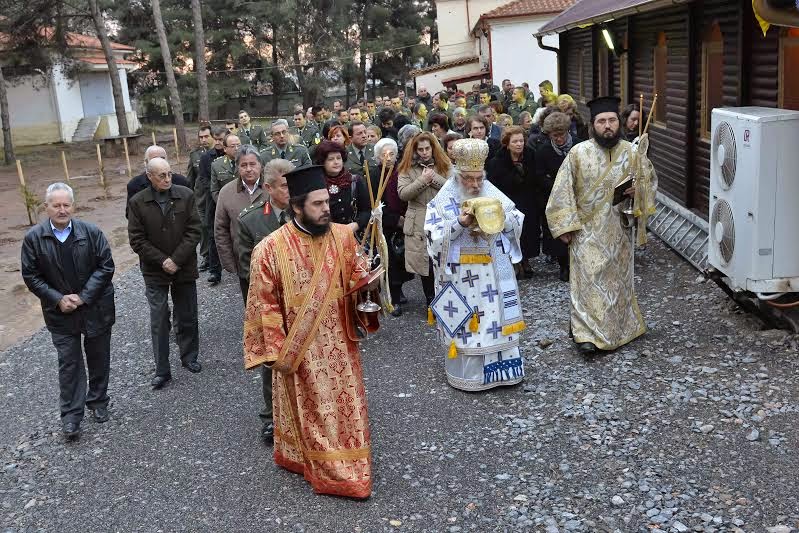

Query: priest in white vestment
left=425, top=138, right=526, bottom=391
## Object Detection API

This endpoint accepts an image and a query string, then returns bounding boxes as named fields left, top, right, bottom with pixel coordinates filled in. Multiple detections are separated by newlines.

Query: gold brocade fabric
left=243, top=222, right=371, bottom=499
left=545, top=139, right=657, bottom=350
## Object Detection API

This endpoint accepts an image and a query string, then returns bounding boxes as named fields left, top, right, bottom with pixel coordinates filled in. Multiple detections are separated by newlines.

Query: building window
left=653, top=32, right=667, bottom=123
left=701, top=23, right=724, bottom=138
left=779, top=28, right=799, bottom=111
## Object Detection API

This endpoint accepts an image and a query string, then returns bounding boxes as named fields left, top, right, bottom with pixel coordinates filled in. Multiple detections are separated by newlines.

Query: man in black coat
left=21, top=183, right=115, bottom=441
left=125, top=145, right=190, bottom=217
left=128, top=157, right=202, bottom=390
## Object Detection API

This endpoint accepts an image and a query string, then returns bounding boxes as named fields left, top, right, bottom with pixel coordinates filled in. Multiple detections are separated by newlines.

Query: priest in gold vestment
left=546, top=97, right=657, bottom=354
left=243, top=165, right=373, bottom=499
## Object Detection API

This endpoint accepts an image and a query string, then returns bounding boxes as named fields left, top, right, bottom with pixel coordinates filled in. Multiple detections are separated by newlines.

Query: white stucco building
left=0, top=32, right=139, bottom=148
left=473, top=0, right=572, bottom=94
left=412, top=0, right=573, bottom=94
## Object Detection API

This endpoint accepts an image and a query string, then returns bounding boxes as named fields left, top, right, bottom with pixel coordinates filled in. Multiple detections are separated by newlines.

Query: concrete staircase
left=71, top=116, right=101, bottom=142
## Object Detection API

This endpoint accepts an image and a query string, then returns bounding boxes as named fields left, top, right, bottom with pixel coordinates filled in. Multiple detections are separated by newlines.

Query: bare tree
left=0, top=66, right=13, bottom=164
left=88, top=0, right=130, bottom=136
left=151, top=0, right=187, bottom=151
left=190, top=0, right=209, bottom=123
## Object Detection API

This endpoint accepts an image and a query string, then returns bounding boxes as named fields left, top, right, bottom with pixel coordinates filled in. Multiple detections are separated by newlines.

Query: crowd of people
left=20, top=78, right=657, bottom=500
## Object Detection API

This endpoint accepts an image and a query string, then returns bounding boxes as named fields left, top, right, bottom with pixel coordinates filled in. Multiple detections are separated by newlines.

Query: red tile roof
left=410, top=56, right=480, bottom=77
left=482, top=0, right=577, bottom=20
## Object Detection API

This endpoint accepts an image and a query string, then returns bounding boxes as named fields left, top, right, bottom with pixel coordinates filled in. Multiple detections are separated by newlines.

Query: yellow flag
left=752, top=0, right=771, bottom=36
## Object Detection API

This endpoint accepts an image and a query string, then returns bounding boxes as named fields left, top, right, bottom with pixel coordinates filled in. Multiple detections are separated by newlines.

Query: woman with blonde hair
left=397, top=131, right=453, bottom=309
left=556, top=94, right=589, bottom=141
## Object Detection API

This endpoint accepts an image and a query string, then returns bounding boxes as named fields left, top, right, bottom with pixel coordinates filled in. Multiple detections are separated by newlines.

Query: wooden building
left=535, top=0, right=799, bottom=220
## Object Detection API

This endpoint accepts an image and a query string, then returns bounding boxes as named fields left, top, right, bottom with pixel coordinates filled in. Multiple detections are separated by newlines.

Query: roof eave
left=534, top=0, right=694, bottom=37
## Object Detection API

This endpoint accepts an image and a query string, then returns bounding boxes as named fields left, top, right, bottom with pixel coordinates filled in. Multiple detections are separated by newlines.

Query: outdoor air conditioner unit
left=708, top=106, right=799, bottom=293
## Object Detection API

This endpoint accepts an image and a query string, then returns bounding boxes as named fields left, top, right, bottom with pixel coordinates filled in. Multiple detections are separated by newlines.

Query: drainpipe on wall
left=536, top=35, right=561, bottom=92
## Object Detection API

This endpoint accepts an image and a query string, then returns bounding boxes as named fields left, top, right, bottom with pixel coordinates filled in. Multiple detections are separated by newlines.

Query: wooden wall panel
left=631, top=6, right=692, bottom=207
left=690, top=0, right=742, bottom=217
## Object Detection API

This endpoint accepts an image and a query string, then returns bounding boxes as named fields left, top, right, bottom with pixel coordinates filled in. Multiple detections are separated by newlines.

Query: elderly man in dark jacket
left=125, top=145, right=190, bottom=217
left=128, top=157, right=202, bottom=390
left=21, top=182, right=115, bottom=441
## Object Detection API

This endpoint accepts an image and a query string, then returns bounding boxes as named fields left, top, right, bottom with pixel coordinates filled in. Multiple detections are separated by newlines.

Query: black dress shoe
left=63, top=421, right=80, bottom=441
left=391, top=304, right=402, bottom=317
left=577, top=342, right=597, bottom=354
left=559, top=268, right=570, bottom=282
left=151, top=375, right=172, bottom=390
left=261, top=422, right=274, bottom=444
left=92, top=406, right=110, bottom=423
left=182, top=360, right=202, bottom=373
left=207, top=274, right=221, bottom=285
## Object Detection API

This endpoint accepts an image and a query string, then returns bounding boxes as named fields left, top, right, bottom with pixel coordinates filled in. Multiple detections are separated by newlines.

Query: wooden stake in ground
left=173, top=127, right=180, bottom=163
left=16, top=159, right=25, bottom=188
left=122, top=137, right=132, bottom=178
left=96, top=143, right=107, bottom=193
left=151, top=131, right=157, bottom=145
left=16, top=160, right=38, bottom=225
left=61, top=151, right=71, bottom=183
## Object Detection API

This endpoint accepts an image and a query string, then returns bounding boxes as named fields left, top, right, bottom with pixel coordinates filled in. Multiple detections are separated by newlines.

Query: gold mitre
left=461, top=197, right=504, bottom=235
left=452, top=138, right=489, bottom=172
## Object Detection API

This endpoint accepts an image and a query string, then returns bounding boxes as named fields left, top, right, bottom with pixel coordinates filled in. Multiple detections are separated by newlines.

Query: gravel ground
left=1, top=235, right=798, bottom=533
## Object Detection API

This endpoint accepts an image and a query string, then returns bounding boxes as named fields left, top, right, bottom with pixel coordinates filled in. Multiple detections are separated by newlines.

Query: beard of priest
left=290, top=190, right=331, bottom=236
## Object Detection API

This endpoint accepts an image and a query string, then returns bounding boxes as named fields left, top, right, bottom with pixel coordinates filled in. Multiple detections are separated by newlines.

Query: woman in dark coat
left=534, top=111, right=573, bottom=281
left=314, top=140, right=371, bottom=233
left=367, top=138, right=413, bottom=316
left=486, top=125, right=537, bottom=279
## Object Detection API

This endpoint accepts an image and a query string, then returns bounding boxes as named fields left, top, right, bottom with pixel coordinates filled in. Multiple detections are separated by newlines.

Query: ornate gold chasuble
left=243, top=222, right=372, bottom=499
left=545, top=139, right=657, bottom=350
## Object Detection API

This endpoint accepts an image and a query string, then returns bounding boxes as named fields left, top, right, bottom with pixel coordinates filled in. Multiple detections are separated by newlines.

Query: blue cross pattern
left=481, top=284, right=499, bottom=303
left=473, top=306, right=485, bottom=319
left=434, top=251, right=442, bottom=267
left=457, top=327, right=473, bottom=343
left=461, top=270, right=479, bottom=288
left=444, top=197, right=460, bottom=216
left=487, top=321, right=502, bottom=340
left=443, top=301, right=459, bottom=318
left=426, top=211, right=442, bottom=225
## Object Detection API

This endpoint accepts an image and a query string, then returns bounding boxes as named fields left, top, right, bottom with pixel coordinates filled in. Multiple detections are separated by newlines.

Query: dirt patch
left=0, top=135, right=190, bottom=351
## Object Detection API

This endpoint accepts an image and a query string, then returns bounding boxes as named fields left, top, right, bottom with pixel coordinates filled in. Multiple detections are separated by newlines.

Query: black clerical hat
left=587, top=96, right=621, bottom=121
left=285, top=165, right=327, bottom=198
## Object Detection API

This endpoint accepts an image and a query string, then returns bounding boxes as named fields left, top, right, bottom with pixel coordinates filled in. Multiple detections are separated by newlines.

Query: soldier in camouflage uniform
left=186, top=125, right=212, bottom=264
left=507, top=86, right=539, bottom=125
left=290, top=110, right=322, bottom=148
left=260, top=119, right=311, bottom=168
left=237, top=110, right=267, bottom=149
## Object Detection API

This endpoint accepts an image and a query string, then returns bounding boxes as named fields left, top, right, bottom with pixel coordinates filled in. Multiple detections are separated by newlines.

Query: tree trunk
left=270, top=25, right=279, bottom=116
left=0, top=66, right=14, bottom=165
left=190, top=0, right=209, bottom=123
left=88, top=0, right=130, bottom=136
left=357, top=49, right=366, bottom=100
left=151, top=0, right=187, bottom=151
